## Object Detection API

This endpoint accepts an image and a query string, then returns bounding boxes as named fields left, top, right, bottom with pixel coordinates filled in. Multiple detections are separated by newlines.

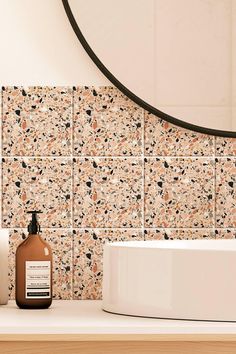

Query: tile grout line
left=143, top=155, right=221, bottom=159
left=141, top=109, right=145, bottom=240
left=71, top=87, right=75, bottom=300
left=2, top=155, right=235, bottom=159
left=0, top=87, right=3, bottom=229
left=213, top=136, right=216, bottom=235
left=143, top=227, right=217, bottom=230
left=4, top=227, right=236, bottom=231
left=1, top=156, right=74, bottom=159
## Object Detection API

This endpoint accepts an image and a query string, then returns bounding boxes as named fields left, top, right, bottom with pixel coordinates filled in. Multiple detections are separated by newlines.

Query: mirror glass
left=67, top=0, right=236, bottom=134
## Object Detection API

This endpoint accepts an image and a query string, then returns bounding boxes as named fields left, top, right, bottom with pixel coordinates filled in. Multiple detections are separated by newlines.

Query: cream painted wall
left=73, top=0, right=236, bottom=132
left=0, top=0, right=110, bottom=85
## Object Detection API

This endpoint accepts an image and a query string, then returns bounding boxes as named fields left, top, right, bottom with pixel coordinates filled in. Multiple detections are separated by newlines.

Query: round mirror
left=63, top=0, right=236, bottom=137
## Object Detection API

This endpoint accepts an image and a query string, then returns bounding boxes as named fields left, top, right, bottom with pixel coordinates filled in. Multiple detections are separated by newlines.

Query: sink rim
left=105, top=239, right=236, bottom=251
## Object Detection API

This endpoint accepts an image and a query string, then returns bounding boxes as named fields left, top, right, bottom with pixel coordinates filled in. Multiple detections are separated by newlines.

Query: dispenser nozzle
left=26, top=211, right=42, bottom=234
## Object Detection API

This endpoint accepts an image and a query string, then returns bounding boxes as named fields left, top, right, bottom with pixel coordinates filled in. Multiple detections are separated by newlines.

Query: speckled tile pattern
left=215, top=229, right=236, bottom=239
left=145, top=158, right=215, bottom=228
left=8, top=229, right=73, bottom=300
left=144, top=229, right=215, bottom=240
left=2, top=87, right=72, bottom=156
left=215, top=137, right=236, bottom=156
left=73, top=229, right=143, bottom=299
left=73, top=86, right=142, bottom=156
left=0, top=86, right=235, bottom=300
left=144, top=112, right=214, bottom=156
left=216, top=158, right=236, bottom=227
left=73, top=158, right=143, bottom=228
left=2, top=158, right=72, bottom=228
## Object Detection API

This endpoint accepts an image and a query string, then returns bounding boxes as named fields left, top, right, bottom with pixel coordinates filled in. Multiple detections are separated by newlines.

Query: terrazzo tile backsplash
left=1, top=86, right=236, bottom=300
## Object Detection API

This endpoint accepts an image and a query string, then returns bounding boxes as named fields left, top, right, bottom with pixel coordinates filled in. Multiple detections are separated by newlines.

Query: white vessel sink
left=102, top=240, right=236, bottom=321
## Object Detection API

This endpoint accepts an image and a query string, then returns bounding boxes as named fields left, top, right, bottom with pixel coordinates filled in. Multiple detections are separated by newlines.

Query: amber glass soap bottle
left=16, top=211, right=52, bottom=309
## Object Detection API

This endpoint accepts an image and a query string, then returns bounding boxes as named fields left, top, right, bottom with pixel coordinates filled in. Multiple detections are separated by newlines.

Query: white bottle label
left=25, top=261, right=51, bottom=299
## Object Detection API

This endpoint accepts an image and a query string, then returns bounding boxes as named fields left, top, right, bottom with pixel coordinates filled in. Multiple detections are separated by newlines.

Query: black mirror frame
left=62, top=0, right=236, bottom=138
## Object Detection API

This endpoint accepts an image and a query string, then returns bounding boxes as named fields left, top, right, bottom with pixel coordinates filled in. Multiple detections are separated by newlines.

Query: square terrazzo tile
left=215, top=137, right=236, bottom=156
left=73, top=229, right=143, bottom=299
left=144, top=112, right=214, bottom=156
left=73, top=158, right=143, bottom=227
left=144, top=158, right=215, bottom=228
left=2, top=86, right=72, bottom=156
left=2, top=158, right=72, bottom=228
left=215, top=229, right=236, bottom=239
left=73, top=86, right=142, bottom=156
left=216, top=158, right=236, bottom=227
left=8, top=229, right=73, bottom=299
left=144, top=229, right=215, bottom=240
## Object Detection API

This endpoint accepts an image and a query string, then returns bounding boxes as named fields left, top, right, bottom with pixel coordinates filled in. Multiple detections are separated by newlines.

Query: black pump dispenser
left=27, top=211, right=42, bottom=234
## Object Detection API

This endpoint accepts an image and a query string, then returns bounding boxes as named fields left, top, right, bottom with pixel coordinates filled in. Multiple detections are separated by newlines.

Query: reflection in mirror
left=66, top=0, right=236, bottom=135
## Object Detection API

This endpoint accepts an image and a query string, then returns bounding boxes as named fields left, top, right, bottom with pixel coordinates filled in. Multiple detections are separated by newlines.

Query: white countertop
left=0, top=300, right=236, bottom=337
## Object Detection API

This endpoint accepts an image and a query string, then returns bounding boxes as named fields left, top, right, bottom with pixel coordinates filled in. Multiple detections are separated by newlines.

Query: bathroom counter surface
left=1, top=300, right=236, bottom=341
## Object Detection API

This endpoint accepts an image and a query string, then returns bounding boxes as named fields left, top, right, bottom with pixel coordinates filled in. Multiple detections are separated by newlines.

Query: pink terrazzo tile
left=145, top=112, right=214, bottom=156
left=144, top=158, right=215, bottom=228
left=73, top=158, right=143, bottom=227
left=216, top=158, right=236, bottom=227
left=2, top=86, right=72, bottom=156
left=73, top=229, right=143, bottom=299
left=215, top=229, right=236, bottom=239
left=144, top=229, right=215, bottom=240
left=215, top=138, right=236, bottom=156
left=73, top=86, right=142, bottom=156
left=2, top=158, right=72, bottom=228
